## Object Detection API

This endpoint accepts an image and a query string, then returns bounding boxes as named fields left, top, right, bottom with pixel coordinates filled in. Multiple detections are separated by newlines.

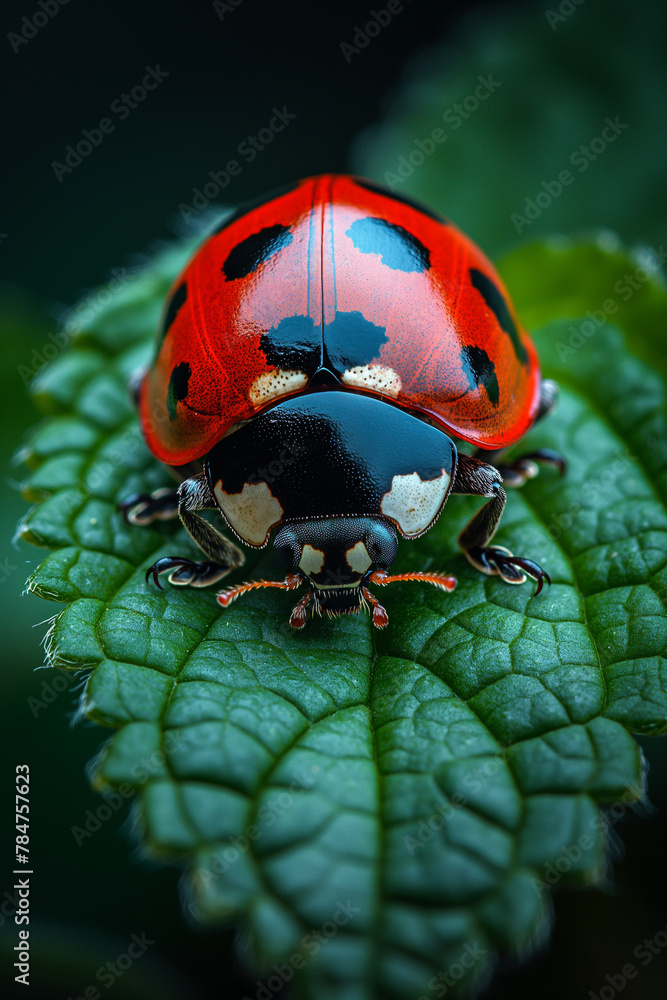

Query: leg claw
left=468, top=545, right=551, bottom=595
left=499, top=449, right=566, bottom=488
left=120, top=488, right=179, bottom=525
left=145, top=556, right=230, bottom=589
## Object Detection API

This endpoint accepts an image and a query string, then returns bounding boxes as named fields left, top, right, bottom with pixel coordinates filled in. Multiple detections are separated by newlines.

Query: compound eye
left=364, top=521, right=399, bottom=568
left=273, top=525, right=303, bottom=570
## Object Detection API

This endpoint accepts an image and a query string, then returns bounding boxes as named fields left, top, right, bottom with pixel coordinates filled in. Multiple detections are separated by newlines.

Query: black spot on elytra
left=223, top=224, right=293, bottom=282
left=354, top=178, right=449, bottom=224
left=460, top=346, right=499, bottom=405
left=167, top=362, right=191, bottom=420
left=324, top=311, right=388, bottom=370
left=210, top=181, right=299, bottom=237
left=260, top=311, right=388, bottom=378
left=260, top=315, right=320, bottom=371
left=346, top=217, right=431, bottom=273
left=469, top=268, right=527, bottom=365
left=159, top=282, right=187, bottom=348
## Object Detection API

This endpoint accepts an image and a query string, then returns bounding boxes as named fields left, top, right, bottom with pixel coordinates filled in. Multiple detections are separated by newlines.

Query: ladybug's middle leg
left=145, top=473, right=245, bottom=589
left=452, top=453, right=550, bottom=594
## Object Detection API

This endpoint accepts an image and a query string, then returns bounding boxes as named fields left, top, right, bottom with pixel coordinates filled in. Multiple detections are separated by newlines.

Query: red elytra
left=139, top=174, right=540, bottom=466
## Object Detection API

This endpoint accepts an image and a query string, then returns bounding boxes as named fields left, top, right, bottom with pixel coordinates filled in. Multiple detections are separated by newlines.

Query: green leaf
left=19, top=234, right=667, bottom=999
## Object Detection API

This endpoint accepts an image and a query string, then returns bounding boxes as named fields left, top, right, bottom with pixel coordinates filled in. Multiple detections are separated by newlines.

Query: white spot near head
left=380, top=470, right=450, bottom=538
left=249, top=369, right=308, bottom=406
left=299, top=544, right=326, bottom=576
left=345, top=540, right=372, bottom=574
left=214, top=480, right=283, bottom=546
left=341, top=364, right=401, bottom=397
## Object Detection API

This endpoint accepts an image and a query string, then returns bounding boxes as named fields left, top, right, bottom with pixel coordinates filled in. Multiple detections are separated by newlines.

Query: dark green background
left=2, top=0, right=666, bottom=997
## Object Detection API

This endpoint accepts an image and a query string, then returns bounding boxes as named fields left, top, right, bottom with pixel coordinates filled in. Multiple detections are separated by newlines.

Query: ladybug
left=121, top=175, right=564, bottom=629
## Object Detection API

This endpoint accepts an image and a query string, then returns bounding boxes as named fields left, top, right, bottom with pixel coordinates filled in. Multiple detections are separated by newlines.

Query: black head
left=211, top=391, right=459, bottom=628
left=217, top=511, right=456, bottom=628
left=273, top=516, right=398, bottom=617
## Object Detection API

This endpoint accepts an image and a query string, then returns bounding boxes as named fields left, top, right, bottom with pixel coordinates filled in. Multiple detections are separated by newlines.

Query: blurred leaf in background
left=354, top=0, right=667, bottom=258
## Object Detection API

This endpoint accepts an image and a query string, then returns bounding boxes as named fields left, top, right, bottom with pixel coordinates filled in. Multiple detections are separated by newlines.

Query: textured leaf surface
left=19, top=234, right=667, bottom=999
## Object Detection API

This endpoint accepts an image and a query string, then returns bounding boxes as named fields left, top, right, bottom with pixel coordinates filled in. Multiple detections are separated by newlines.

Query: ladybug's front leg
left=452, top=454, right=551, bottom=594
left=124, top=473, right=245, bottom=590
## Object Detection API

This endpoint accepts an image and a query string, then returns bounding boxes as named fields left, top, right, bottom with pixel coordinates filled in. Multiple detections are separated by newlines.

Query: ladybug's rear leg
left=134, top=473, right=245, bottom=590
left=452, top=454, right=550, bottom=594
left=471, top=380, right=566, bottom=487
left=478, top=448, right=566, bottom=489
left=120, top=487, right=180, bottom=525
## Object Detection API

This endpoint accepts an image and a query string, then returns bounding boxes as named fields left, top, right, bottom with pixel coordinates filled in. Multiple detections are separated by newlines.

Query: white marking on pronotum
left=345, top=540, right=372, bottom=574
left=299, top=544, right=326, bottom=576
left=380, top=470, right=450, bottom=537
left=341, top=364, right=401, bottom=397
left=249, top=369, right=308, bottom=406
left=214, top=480, right=283, bottom=546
